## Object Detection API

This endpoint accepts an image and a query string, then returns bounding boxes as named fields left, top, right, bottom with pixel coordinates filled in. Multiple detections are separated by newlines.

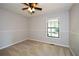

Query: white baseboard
left=29, top=39, right=69, bottom=48
left=0, top=38, right=69, bottom=50
left=0, top=38, right=29, bottom=50
left=69, top=48, right=76, bottom=56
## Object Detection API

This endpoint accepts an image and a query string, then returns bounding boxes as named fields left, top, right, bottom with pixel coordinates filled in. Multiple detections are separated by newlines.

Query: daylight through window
left=47, top=18, right=59, bottom=38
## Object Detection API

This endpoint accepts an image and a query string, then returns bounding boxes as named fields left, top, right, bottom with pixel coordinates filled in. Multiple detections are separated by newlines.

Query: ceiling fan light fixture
left=28, top=7, right=35, bottom=13
left=22, top=3, right=42, bottom=14
left=32, top=8, right=35, bottom=11
left=28, top=7, right=32, bottom=12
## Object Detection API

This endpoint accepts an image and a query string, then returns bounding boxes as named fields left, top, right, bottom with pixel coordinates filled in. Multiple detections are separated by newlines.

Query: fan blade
left=35, top=7, right=42, bottom=10
left=29, top=3, right=38, bottom=7
left=22, top=8, right=28, bottom=10
left=23, top=3, right=29, bottom=6
left=29, top=3, right=32, bottom=7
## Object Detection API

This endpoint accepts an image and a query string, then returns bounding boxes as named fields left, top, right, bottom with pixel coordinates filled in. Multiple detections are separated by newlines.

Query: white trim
left=0, top=38, right=29, bottom=50
left=29, top=39, right=69, bottom=48
left=69, top=48, right=76, bottom=56
left=0, top=38, right=69, bottom=50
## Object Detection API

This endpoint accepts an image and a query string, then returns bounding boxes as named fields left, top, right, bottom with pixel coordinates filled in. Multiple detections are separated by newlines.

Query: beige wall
left=69, top=4, right=79, bottom=56
left=0, top=8, right=28, bottom=49
left=28, top=11, right=69, bottom=47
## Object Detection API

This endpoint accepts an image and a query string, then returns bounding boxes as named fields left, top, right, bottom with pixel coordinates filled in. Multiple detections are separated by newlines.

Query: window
left=47, top=18, right=59, bottom=38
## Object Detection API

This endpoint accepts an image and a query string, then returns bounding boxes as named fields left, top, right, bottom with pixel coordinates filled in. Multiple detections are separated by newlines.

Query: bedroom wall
left=0, top=8, right=28, bottom=49
left=0, top=5, right=70, bottom=49
left=28, top=11, right=69, bottom=47
left=69, top=4, right=79, bottom=55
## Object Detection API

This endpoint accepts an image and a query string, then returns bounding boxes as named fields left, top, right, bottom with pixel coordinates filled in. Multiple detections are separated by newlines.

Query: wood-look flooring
left=0, top=40, right=72, bottom=56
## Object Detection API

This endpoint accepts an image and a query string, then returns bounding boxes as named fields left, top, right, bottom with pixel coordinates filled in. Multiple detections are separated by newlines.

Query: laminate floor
left=0, top=40, right=72, bottom=56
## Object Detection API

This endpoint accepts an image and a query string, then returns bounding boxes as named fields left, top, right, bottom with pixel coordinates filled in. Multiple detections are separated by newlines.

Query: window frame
left=47, top=18, right=60, bottom=38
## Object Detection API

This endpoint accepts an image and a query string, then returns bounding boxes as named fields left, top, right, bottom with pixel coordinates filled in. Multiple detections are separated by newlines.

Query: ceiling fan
left=22, top=3, right=42, bottom=14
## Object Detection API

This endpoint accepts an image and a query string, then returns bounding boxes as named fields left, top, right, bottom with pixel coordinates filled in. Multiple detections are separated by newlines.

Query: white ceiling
left=0, top=3, right=72, bottom=17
